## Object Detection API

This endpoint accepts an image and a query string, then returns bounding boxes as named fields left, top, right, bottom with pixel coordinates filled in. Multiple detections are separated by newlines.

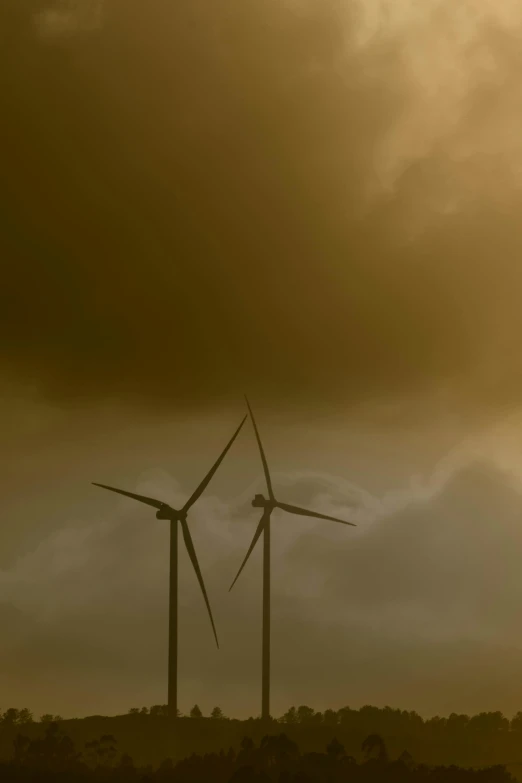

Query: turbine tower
left=230, top=398, right=355, bottom=723
left=93, top=415, right=246, bottom=719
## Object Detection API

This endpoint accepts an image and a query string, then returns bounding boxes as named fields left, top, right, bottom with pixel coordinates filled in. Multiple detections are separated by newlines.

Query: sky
left=3, top=0, right=522, bottom=719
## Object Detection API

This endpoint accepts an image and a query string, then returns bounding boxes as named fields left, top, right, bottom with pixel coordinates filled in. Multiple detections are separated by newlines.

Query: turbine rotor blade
left=229, top=509, right=270, bottom=592
left=180, top=518, right=220, bottom=649
left=277, top=501, right=356, bottom=526
left=244, top=396, right=275, bottom=500
left=92, top=483, right=166, bottom=511
left=182, top=415, right=247, bottom=513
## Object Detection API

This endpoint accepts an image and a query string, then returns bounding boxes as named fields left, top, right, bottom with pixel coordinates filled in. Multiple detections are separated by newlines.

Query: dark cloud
left=3, top=0, right=522, bottom=411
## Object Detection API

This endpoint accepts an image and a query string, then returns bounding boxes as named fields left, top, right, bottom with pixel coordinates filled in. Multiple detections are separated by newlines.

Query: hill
left=2, top=705, right=522, bottom=779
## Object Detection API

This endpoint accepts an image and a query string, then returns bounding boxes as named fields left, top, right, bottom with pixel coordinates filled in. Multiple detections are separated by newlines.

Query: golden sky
left=4, top=0, right=522, bottom=412
left=3, top=0, right=522, bottom=719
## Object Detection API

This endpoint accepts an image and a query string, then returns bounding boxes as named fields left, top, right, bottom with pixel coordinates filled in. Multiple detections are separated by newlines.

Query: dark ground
left=2, top=706, right=522, bottom=781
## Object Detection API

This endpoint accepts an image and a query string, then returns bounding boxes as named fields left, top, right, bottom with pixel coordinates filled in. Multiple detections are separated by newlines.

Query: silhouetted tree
left=511, top=711, right=522, bottom=731
left=2, top=708, right=20, bottom=725
left=85, top=734, right=118, bottom=769
left=337, top=706, right=356, bottom=728
left=447, top=713, right=470, bottom=731
left=1, top=707, right=34, bottom=725
left=398, top=749, right=415, bottom=769
left=281, top=706, right=298, bottom=724
left=190, top=704, right=203, bottom=718
left=323, top=708, right=338, bottom=726
left=231, top=765, right=269, bottom=782
left=211, top=706, right=226, bottom=719
left=14, top=721, right=82, bottom=773
left=8, top=708, right=33, bottom=725
left=13, top=733, right=30, bottom=763
left=260, top=733, right=299, bottom=766
left=241, top=737, right=255, bottom=753
left=296, top=705, right=317, bottom=724
left=468, top=712, right=509, bottom=732
left=40, top=713, right=62, bottom=724
left=326, top=737, right=345, bottom=759
left=425, top=715, right=448, bottom=732
left=117, top=752, right=136, bottom=779
left=156, top=757, right=174, bottom=780
left=362, top=733, right=388, bottom=762
left=149, top=704, right=168, bottom=718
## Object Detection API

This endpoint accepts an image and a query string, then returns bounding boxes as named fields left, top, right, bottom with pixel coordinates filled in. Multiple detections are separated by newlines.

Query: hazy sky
left=3, top=0, right=522, bottom=719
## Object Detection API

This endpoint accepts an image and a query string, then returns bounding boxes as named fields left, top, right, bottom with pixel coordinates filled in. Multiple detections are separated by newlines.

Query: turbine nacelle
left=156, top=505, right=179, bottom=521
left=252, top=493, right=273, bottom=509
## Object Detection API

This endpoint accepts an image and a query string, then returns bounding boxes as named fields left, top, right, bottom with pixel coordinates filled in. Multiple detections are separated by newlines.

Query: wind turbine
left=229, top=398, right=355, bottom=723
left=93, top=415, right=246, bottom=719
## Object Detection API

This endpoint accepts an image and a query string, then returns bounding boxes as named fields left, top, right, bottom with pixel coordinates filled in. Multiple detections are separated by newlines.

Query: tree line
left=0, top=720, right=516, bottom=782
left=4, top=704, right=522, bottom=733
left=126, top=705, right=225, bottom=720
left=121, top=704, right=522, bottom=733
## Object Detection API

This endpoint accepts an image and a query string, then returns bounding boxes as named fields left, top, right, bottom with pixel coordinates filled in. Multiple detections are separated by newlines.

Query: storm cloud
left=2, top=0, right=522, bottom=411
